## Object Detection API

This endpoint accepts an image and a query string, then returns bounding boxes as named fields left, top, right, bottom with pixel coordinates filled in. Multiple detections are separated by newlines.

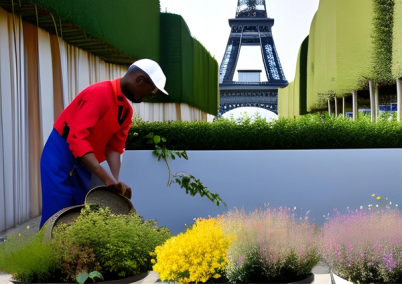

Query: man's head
left=120, top=59, right=168, bottom=103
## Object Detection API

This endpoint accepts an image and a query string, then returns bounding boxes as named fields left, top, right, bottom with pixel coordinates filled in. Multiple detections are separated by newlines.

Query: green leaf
left=162, top=137, right=167, bottom=143
left=89, top=271, right=103, bottom=281
left=154, top=135, right=161, bottom=144
left=76, top=273, right=89, bottom=284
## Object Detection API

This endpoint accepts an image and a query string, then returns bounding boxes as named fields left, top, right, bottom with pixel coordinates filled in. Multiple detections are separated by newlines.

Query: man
left=39, top=59, right=168, bottom=228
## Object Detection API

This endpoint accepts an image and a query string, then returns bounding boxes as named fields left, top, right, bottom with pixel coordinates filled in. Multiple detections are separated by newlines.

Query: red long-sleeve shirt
left=54, top=78, right=133, bottom=163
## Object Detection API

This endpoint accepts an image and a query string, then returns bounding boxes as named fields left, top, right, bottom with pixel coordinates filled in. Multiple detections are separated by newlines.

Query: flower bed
left=221, top=207, right=321, bottom=283
left=0, top=205, right=171, bottom=283
left=322, top=206, right=402, bottom=283
left=152, top=207, right=320, bottom=283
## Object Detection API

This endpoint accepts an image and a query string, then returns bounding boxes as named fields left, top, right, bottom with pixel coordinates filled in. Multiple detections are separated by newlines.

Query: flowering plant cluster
left=0, top=205, right=171, bottom=283
left=152, top=218, right=232, bottom=283
left=220, top=207, right=321, bottom=283
left=322, top=206, right=402, bottom=283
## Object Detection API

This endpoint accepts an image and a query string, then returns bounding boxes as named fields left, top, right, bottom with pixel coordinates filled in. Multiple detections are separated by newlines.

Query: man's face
left=121, top=71, right=157, bottom=103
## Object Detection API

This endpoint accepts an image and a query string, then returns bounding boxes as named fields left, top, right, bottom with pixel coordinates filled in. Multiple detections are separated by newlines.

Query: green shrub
left=0, top=230, right=61, bottom=282
left=126, top=114, right=402, bottom=150
left=52, top=205, right=171, bottom=281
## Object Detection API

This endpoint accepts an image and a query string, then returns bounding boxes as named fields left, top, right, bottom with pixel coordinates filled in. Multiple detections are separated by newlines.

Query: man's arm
left=81, top=151, right=131, bottom=199
left=105, top=151, right=121, bottom=182
left=80, top=152, right=116, bottom=186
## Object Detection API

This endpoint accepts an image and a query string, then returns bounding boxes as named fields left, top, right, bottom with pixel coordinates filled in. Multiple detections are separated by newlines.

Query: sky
left=159, top=0, right=320, bottom=82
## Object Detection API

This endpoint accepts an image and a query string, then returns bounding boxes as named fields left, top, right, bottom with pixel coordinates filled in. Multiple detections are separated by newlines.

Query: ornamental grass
left=220, top=207, right=321, bottom=283
left=322, top=206, right=402, bottom=283
left=152, top=218, right=232, bottom=284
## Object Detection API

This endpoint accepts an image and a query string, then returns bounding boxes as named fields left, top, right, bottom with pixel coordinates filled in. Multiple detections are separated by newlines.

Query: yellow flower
left=377, top=197, right=381, bottom=200
left=152, top=218, right=231, bottom=284
left=372, top=194, right=376, bottom=197
left=18, top=233, right=21, bottom=237
left=26, top=226, right=30, bottom=230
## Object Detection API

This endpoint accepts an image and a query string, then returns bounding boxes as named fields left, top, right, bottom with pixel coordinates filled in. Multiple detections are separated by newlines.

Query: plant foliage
left=144, top=132, right=225, bottom=207
left=77, top=271, right=103, bottom=284
left=127, top=113, right=402, bottom=151
left=52, top=205, right=171, bottom=281
left=0, top=229, right=61, bottom=282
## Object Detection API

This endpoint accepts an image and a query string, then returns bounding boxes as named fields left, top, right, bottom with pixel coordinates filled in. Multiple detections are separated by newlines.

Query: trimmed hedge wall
left=29, top=0, right=161, bottom=61
left=279, top=36, right=309, bottom=119
left=371, top=0, right=395, bottom=83
left=126, top=114, right=402, bottom=150
left=146, top=13, right=219, bottom=115
left=392, top=0, right=402, bottom=79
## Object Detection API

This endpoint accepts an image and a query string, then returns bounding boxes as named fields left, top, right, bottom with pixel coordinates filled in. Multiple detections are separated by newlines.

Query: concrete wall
left=90, top=150, right=402, bottom=235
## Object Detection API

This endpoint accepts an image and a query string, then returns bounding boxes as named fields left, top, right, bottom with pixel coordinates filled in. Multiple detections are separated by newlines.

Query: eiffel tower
left=218, top=0, right=288, bottom=116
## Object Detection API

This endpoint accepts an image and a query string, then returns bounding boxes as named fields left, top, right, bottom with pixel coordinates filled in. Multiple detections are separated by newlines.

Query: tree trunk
left=342, top=97, right=345, bottom=118
left=369, top=80, right=378, bottom=122
left=328, top=99, right=331, bottom=116
left=334, top=97, right=338, bottom=117
left=397, top=78, right=402, bottom=121
left=352, top=91, right=358, bottom=121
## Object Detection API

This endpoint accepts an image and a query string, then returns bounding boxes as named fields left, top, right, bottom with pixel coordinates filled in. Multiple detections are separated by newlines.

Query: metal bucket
left=85, top=185, right=136, bottom=215
left=42, top=185, right=136, bottom=241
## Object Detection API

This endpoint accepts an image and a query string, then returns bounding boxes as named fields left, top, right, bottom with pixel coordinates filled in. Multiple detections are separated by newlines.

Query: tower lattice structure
left=219, top=0, right=288, bottom=116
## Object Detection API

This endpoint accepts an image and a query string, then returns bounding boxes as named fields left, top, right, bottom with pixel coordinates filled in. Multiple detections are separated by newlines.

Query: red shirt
left=54, top=78, right=133, bottom=163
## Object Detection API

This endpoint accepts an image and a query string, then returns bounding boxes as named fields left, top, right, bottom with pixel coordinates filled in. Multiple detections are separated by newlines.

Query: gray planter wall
left=90, top=149, right=402, bottom=235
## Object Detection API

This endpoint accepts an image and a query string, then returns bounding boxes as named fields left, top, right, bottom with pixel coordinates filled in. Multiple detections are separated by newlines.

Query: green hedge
left=371, top=0, right=395, bottom=83
left=279, top=36, right=309, bottom=119
left=392, top=0, right=402, bottom=79
left=145, top=13, right=219, bottom=115
left=126, top=114, right=402, bottom=150
left=29, top=0, right=160, bottom=61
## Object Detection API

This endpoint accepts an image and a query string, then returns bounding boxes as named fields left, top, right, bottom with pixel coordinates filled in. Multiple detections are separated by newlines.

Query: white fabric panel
left=0, top=8, right=14, bottom=232
left=131, top=102, right=204, bottom=122
left=37, top=28, right=54, bottom=146
left=58, top=38, right=69, bottom=109
left=77, top=48, right=90, bottom=93
left=181, top=103, right=201, bottom=121
left=0, top=8, right=29, bottom=232
left=58, top=38, right=126, bottom=106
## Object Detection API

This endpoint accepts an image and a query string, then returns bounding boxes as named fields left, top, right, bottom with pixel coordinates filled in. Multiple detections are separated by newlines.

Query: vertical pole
left=369, top=80, right=377, bottom=122
left=328, top=99, right=331, bottom=116
left=342, top=96, right=345, bottom=118
left=375, top=84, right=379, bottom=121
left=352, top=91, right=358, bottom=121
left=397, top=78, right=402, bottom=121
left=334, top=97, right=338, bottom=117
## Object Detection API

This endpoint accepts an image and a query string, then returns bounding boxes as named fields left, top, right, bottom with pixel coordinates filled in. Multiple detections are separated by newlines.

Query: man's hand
left=108, top=182, right=132, bottom=199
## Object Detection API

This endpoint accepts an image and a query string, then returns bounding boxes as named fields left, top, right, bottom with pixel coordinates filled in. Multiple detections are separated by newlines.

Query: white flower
left=376, top=205, right=379, bottom=208
left=360, top=206, right=363, bottom=210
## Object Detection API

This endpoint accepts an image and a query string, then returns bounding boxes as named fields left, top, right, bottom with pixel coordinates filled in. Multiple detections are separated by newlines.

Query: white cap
left=131, top=59, right=168, bottom=95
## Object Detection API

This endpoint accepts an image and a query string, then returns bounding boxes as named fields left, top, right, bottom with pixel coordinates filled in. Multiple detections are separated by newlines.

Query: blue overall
left=39, top=128, right=92, bottom=228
